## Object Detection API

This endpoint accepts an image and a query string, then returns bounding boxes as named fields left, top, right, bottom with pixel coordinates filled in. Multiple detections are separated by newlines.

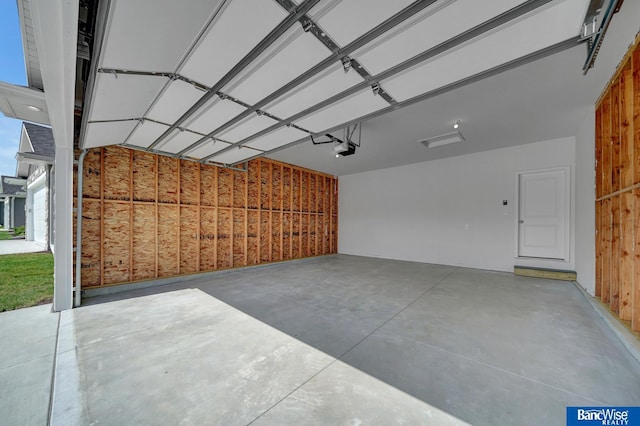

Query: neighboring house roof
left=23, top=122, right=55, bottom=157
left=16, top=122, right=55, bottom=177
left=0, top=176, right=27, bottom=198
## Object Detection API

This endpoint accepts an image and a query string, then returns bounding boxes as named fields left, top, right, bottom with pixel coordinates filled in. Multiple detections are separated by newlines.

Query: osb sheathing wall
left=595, top=34, right=640, bottom=332
left=73, top=146, right=338, bottom=288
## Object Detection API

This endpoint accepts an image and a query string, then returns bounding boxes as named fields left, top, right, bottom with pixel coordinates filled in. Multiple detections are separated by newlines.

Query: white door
left=518, top=168, right=569, bottom=260
left=32, top=183, right=47, bottom=247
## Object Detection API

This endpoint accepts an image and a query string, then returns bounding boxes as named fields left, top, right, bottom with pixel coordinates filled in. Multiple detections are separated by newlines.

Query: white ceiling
left=270, top=0, right=640, bottom=175
left=271, top=44, right=592, bottom=175
left=82, top=0, right=623, bottom=173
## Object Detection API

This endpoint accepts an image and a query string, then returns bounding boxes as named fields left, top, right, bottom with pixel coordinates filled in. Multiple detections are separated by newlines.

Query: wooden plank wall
left=595, top=36, right=640, bottom=332
left=73, top=147, right=338, bottom=288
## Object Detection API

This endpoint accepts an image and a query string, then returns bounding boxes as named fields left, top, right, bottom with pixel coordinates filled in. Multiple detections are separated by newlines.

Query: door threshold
left=516, top=256, right=567, bottom=261
left=514, top=265, right=576, bottom=281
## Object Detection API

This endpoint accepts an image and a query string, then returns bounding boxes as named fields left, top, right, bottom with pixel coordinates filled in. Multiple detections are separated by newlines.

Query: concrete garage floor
left=52, top=255, right=640, bottom=425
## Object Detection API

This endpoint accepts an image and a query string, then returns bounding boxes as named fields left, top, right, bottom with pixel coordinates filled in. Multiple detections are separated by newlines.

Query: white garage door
left=32, top=183, right=47, bottom=247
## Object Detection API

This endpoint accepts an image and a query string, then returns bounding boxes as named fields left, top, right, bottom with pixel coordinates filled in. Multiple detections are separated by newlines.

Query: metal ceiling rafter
left=92, top=68, right=302, bottom=151
left=86, top=116, right=218, bottom=142
left=97, top=68, right=210, bottom=92
left=232, top=36, right=585, bottom=167
left=79, top=0, right=223, bottom=150
left=582, top=0, right=624, bottom=74
left=210, top=94, right=314, bottom=138
left=121, top=137, right=242, bottom=155
left=94, top=68, right=209, bottom=149
left=175, top=90, right=314, bottom=157
left=188, top=0, right=439, bottom=162
left=145, top=0, right=322, bottom=151
left=120, top=142, right=251, bottom=173
left=137, top=140, right=263, bottom=160
left=88, top=117, right=145, bottom=124
left=274, top=0, right=397, bottom=105
left=85, top=116, right=237, bottom=151
left=206, top=0, right=557, bottom=160
left=100, top=0, right=230, bottom=153
left=120, top=126, right=239, bottom=157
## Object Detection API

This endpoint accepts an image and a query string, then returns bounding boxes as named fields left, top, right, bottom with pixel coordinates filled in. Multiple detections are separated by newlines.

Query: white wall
left=574, top=108, right=596, bottom=294
left=339, top=137, right=576, bottom=272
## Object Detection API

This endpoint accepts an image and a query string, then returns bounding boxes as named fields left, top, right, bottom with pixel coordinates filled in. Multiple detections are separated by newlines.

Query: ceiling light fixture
left=26, top=105, right=42, bottom=112
left=419, top=131, right=465, bottom=148
left=453, top=120, right=460, bottom=129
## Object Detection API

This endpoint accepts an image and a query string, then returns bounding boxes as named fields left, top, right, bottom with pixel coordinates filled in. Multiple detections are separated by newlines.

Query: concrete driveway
left=0, top=304, right=58, bottom=425
left=0, top=239, right=46, bottom=255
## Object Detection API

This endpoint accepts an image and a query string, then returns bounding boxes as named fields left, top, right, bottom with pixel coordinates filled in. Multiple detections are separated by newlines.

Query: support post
left=53, top=146, right=74, bottom=311
left=30, top=0, right=79, bottom=311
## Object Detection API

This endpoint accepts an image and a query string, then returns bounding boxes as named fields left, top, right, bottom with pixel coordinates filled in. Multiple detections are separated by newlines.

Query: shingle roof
left=24, top=122, right=55, bottom=157
left=0, top=176, right=27, bottom=197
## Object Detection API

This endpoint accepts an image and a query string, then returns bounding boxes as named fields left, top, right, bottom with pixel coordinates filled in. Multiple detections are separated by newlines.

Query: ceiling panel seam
left=94, top=68, right=209, bottom=146
left=273, top=0, right=397, bottom=105
left=90, top=69, right=313, bottom=153
left=170, top=0, right=231, bottom=79
left=85, top=68, right=315, bottom=157
left=119, top=142, right=251, bottom=172
left=176, top=91, right=313, bottom=157
left=87, top=116, right=223, bottom=139
left=232, top=36, right=585, bottom=167
left=177, top=0, right=408, bottom=159
left=144, top=0, right=322, bottom=152
left=202, top=0, right=558, bottom=160
left=104, top=0, right=230, bottom=151
left=86, top=116, right=237, bottom=151
left=193, top=0, right=440, bottom=163
left=157, top=142, right=263, bottom=160
left=96, top=69, right=211, bottom=92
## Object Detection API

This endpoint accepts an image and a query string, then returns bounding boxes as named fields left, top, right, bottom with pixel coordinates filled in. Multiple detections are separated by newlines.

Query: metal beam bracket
left=301, top=18, right=314, bottom=32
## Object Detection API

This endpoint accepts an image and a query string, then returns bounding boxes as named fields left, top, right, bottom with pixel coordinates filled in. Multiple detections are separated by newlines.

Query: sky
left=0, top=0, right=27, bottom=179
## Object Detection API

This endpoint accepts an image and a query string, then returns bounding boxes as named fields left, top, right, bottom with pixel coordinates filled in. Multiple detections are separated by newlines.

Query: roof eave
left=16, top=151, right=54, bottom=165
left=17, top=0, right=44, bottom=91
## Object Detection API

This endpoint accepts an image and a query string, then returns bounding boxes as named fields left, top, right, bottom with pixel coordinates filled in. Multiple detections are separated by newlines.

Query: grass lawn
left=0, top=253, right=54, bottom=311
left=0, top=231, right=11, bottom=240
